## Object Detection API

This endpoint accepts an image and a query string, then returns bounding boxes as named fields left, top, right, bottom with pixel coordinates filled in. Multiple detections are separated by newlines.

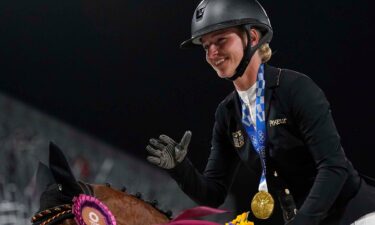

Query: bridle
left=31, top=204, right=73, bottom=225
left=31, top=181, right=94, bottom=225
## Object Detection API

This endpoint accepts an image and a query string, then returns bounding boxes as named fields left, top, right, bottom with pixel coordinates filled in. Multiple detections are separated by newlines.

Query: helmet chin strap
left=225, top=25, right=271, bottom=81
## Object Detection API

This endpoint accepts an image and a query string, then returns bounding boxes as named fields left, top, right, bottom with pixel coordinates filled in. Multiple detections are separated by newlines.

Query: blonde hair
left=258, top=43, right=272, bottom=63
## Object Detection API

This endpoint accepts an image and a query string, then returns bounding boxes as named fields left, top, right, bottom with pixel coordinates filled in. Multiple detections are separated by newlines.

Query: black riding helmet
left=180, top=0, right=273, bottom=81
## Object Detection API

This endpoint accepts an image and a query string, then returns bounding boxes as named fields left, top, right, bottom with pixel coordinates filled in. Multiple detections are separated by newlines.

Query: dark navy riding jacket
left=168, top=64, right=375, bottom=225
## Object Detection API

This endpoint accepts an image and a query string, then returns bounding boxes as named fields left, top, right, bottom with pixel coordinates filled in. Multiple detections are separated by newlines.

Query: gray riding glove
left=146, top=131, right=192, bottom=169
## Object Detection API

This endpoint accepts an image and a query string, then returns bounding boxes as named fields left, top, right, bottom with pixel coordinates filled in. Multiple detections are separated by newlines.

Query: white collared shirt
left=237, top=83, right=257, bottom=125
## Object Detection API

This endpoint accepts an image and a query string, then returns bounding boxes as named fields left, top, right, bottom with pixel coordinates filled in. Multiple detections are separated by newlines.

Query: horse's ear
left=36, top=162, right=54, bottom=191
left=49, top=142, right=82, bottom=197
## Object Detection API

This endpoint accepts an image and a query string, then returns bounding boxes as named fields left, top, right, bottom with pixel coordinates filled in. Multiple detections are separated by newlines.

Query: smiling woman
left=202, top=28, right=249, bottom=79
left=145, top=0, right=375, bottom=225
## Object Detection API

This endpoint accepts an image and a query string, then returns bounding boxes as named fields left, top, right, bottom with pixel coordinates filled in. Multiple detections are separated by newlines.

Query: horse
left=31, top=143, right=171, bottom=225
left=31, top=143, right=241, bottom=225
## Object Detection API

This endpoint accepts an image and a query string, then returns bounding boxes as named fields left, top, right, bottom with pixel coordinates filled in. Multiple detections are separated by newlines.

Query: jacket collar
left=264, top=64, right=282, bottom=88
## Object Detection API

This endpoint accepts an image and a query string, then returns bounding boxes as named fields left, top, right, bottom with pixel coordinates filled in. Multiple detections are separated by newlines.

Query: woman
left=146, top=0, right=375, bottom=224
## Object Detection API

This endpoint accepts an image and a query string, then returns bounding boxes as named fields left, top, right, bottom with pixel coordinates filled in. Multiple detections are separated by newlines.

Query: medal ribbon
left=240, top=64, right=268, bottom=192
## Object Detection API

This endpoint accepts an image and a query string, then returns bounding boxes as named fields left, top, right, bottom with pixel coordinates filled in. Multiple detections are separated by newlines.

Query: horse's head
left=32, top=143, right=170, bottom=225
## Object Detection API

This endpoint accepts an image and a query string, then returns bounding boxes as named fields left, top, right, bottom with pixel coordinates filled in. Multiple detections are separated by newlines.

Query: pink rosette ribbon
left=72, top=194, right=116, bottom=225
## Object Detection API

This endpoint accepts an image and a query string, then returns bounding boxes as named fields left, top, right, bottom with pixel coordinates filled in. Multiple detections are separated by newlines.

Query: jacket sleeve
left=168, top=104, right=241, bottom=207
left=287, top=75, right=350, bottom=225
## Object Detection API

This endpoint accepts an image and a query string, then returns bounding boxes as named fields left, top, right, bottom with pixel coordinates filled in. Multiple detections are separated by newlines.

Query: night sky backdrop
left=0, top=0, right=374, bottom=214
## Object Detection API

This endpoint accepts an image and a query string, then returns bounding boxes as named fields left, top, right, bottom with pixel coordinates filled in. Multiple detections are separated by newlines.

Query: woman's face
left=201, top=27, right=246, bottom=78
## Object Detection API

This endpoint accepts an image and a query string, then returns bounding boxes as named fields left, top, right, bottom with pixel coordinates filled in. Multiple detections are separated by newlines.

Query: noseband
left=31, top=181, right=94, bottom=225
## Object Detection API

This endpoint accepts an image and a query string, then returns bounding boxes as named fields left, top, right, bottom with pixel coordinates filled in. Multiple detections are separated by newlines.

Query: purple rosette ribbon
left=73, top=194, right=116, bottom=225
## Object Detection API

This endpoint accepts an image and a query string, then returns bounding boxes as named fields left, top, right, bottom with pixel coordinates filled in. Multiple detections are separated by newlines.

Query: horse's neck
left=92, top=184, right=170, bottom=225
left=60, top=219, right=76, bottom=225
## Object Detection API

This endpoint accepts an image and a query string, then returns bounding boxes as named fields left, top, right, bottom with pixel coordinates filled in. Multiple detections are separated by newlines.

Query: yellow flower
left=225, top=212, right=254, bottom=225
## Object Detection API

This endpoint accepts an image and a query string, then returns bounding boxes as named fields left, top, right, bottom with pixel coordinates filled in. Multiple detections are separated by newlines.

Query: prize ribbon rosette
left=72, top=194, right=116, bottom=225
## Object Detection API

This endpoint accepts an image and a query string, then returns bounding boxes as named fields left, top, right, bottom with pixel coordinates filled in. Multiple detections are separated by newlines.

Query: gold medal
left=250, top=191, right=274, bottom=219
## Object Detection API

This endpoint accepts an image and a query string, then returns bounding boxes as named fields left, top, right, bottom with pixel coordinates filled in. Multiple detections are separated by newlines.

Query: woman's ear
left=250, top=29, right=260, bottom=47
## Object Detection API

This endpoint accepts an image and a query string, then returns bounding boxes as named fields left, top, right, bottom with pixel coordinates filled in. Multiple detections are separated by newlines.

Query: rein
left=31, top=181, right=93, bottom=225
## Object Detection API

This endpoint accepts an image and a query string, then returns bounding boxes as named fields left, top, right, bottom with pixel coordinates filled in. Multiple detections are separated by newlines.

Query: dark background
left=0, top=0, right=374, bottom=219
